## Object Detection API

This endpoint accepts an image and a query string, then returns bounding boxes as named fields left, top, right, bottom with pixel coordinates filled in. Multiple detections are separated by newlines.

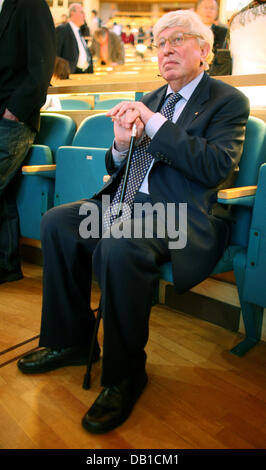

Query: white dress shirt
left=68, top=21, right=89, bottom=71
left=112, top=72, right=204, bottom=194
left=0, top=0, right=5, bottom=13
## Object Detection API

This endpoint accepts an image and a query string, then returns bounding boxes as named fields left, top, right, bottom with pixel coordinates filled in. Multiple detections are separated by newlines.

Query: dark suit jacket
left=100, top=73, right=250, bottom=293
left=0, top=0, right=56, bottom=131
left=56, top=23, right=93, bottom=74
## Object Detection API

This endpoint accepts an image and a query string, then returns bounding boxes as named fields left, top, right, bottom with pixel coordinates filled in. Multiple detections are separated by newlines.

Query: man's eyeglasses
left=154, top=32, right=203, bottom=51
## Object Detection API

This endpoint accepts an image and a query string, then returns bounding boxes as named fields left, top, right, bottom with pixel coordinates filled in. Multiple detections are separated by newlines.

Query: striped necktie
left=105, top=92, right=182, bottom=228
left=79, top=29, right=91, bottom=65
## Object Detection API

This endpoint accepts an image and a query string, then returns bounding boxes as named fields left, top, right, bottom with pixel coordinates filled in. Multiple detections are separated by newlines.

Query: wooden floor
left=0, top=262, right=266, bottom=450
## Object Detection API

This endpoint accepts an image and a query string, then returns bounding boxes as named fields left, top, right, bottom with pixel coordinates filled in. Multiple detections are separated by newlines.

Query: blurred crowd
left=51, top=0, right=265, bottom=78
left=55, top=6, right=156, bottom=69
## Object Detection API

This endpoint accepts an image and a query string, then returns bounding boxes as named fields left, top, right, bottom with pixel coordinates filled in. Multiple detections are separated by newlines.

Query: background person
left=137, top=26, right=146, bottom=43
left=121, top=25, right=135, bottom=45
left=0, top=0, right=55, bottom=284
left=41, top=57, right=70, bottom=111
left=196, top=0, right=232, bottom=75
left=91, top=27, right=125, bottom=66
left=112, top=21, right=122, bottom=36
left=90, top=9, right=101, bottom=35
left=55, top=3, right=93, bottom=74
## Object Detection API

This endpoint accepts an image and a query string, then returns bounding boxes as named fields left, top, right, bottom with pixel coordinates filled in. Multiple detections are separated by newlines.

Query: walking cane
left=83, top=123, right=137, bottom=389
left=116, top=122, right=137, bottom=219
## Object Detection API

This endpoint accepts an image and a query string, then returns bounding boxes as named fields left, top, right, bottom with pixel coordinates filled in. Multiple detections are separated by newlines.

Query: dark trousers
left=39, top=194, right=170, bottom=386
left=0, top=118, right=35, bottom=272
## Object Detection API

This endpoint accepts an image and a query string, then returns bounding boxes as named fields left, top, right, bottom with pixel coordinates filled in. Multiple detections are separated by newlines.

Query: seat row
left=160, top=116, right=266, bottom=356
left=16, top=112, right=114, bottom=240
left=16, top=112, right=266, bottom=358
left=59, top=97, right=133, bottom=110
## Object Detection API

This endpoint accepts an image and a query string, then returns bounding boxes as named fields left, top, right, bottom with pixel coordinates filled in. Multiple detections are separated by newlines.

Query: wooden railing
left=46, top=72, right=266, bottom=127
left=49, top=72, right=266, bottom=95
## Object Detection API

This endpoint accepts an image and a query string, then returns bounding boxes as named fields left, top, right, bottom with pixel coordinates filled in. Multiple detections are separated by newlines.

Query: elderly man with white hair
left=18, top=10, right=249, bottom=434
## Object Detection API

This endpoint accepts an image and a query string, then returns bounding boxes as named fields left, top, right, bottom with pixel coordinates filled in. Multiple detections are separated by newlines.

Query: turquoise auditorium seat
left=17, top=113, right=114, bottom=239
left=53, top=113, right=115, bottom=204
left=54, top=147, right=108, bottom=206
left=94, top=98, right=133, bottom=110
left=159, top=116, right=266, bottom=356
left=16, top=113, right=76, bottom=239
left=71, top=113, right=114, bottom=147
left=59, top=99, right=92, bottom=110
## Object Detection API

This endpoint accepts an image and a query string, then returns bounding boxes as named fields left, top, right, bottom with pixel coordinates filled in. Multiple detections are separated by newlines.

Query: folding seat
left=54, top=147, right=108, bottom=206
left=159, top=116, right=266, bottom=357
left=71, top=113, right=114, bottom=148
left=53, top=113, right=115, bottom=204
left=19, top=113, right=114, bottom=240
left=59, top=99, right=92, bottom=110
left=16, top=113, right=76, bottom=239
left=94, top=98, right=133, bottom=110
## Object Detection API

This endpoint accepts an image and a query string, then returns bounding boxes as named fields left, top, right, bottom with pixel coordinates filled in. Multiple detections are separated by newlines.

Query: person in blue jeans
left=0, top=0, right=56, bottom=284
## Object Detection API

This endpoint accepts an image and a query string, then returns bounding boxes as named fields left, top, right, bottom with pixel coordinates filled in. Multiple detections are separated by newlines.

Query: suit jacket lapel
left=146, top=74, right=211, bottom=128
left=0, top=0, right=17, bottom=41
left=177, top=72, right=211, bottom=127
left=67, top=23, right=79, bottom=55
left=145, top=84, right=168, bottom=113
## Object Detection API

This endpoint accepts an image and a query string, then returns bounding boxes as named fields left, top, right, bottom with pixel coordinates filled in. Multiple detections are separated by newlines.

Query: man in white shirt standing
left=56, top=3, right=93, bottom=74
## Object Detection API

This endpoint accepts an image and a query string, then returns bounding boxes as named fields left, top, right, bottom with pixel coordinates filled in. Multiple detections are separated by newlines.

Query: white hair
left=69, top=3, right=83, bottom=15
left=153, top=10, right=214, bottom=68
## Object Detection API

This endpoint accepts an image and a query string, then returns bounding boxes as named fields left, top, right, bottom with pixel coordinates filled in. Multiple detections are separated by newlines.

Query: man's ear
left=200, top=41, right=211, bottom=64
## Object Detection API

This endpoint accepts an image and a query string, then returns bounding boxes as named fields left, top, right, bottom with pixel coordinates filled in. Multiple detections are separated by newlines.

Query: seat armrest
left=22, top=164, right=56, bottom=179
left=217, top=186, right=257, bottom=207
left=217, top=186, right=257, bottom=199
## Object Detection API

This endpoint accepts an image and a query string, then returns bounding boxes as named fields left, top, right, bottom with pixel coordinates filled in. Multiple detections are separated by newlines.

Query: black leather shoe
left=17, top=345, right=100, bottom=374
left=82, top=371, right=148, bottom=434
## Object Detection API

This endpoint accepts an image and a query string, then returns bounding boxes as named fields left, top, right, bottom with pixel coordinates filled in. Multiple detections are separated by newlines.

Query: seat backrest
left=54, top=146, right=108, bottom=206
left=35, top=113, right=76, bottom=158
left=72, top=113, right=114, bottom=148
left=243, top=163, right=266, bottom=307
left=94, top=98, right=133, bottom=110
left=230, top=116, right=266, bottom=247
left=235, top=116, right=266, bottom=187
left=60, top=99, right=92, bottom=110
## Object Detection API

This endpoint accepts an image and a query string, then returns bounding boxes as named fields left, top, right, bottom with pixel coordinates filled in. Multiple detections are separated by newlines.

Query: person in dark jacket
left=56, top=3, right=93, bottom=74
left=0, top=0, right=55, bottom=284
left=196, top=0, right=232, bottom=75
